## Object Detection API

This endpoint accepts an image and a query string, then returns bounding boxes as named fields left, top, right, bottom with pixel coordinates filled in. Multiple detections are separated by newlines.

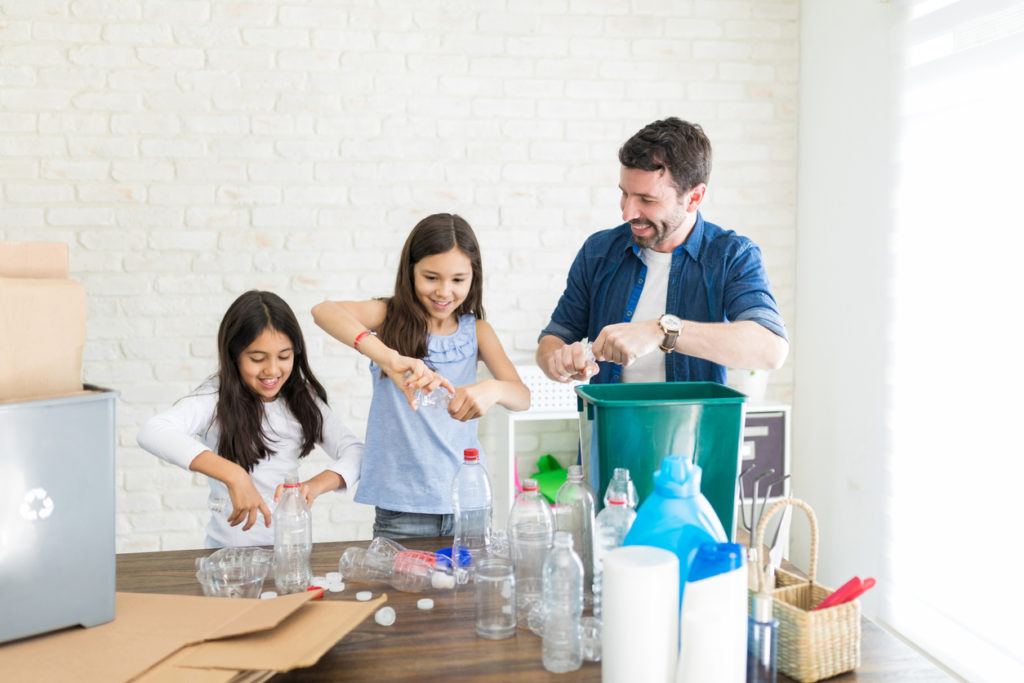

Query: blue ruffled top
left=355, top=314, right=484, bottom=514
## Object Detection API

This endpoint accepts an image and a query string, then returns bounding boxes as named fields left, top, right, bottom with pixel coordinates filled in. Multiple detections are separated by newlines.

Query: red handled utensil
left=814, top=576, right=876, bottom=610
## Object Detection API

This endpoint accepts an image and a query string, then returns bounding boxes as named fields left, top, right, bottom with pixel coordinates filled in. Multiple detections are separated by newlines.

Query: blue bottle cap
left=654, top=454, right=703, bottom=498
left=687, top=542, right=745, bottom=582
left=435, top=546, right=472, bottom=568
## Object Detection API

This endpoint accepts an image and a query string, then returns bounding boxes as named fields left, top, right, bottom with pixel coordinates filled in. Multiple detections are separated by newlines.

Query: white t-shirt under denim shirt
left=621, top=248, right=672, bottom=384
left=137, top=380, right=364, bottom=548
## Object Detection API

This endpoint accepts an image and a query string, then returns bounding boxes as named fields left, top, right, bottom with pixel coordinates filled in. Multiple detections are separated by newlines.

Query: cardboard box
left=0, top=591, right=386, bottom=682
left=0, top=241, right=86, bottom=402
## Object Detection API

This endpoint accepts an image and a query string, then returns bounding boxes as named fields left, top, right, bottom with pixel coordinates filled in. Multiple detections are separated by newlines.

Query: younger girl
left=138, top=290, right=364, bottom=548
left=312, top=213, right=530, bottom=539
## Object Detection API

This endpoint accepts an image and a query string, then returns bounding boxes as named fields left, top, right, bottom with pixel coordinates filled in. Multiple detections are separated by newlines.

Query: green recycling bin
left=575, top=381, right=746, bottom=540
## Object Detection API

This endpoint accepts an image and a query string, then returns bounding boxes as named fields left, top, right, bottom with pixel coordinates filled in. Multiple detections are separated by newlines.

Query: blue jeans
left=373, top=507, right=453, bottom=540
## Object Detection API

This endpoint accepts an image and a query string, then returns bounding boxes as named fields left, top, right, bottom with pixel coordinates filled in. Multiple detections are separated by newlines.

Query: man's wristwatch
left=658, top=314, right=683, bottom=353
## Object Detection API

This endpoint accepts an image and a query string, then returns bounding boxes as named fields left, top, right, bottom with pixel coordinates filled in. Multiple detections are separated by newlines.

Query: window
left=888, top=1, right=1024, bottom=679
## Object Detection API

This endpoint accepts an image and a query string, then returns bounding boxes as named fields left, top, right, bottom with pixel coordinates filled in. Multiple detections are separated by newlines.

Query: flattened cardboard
left=0, top=590, right=379, bottom=683
left=0, top=240, right=86, bottom=403
left=173, top=595, right=387, bottom=672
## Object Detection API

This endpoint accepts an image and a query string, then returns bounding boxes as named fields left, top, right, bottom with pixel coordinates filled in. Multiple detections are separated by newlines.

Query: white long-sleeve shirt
left=137, top=386, right=363, bottom=548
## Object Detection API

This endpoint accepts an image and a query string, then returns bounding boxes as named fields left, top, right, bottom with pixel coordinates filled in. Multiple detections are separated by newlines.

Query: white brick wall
left=0, top=0, right=798, bottom=552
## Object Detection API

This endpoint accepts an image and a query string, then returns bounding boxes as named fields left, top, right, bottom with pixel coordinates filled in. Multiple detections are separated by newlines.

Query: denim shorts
left=373, top=507, right=454, bottom=540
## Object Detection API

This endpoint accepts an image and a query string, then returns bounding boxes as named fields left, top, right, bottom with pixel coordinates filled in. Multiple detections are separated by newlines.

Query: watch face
left=660, top=314, right=682, bottom=332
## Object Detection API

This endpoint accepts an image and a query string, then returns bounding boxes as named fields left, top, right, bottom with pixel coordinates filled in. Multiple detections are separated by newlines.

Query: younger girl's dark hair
left=215, top=290, right=327, bottom=472
left=377, top=213, right=484, bottom=360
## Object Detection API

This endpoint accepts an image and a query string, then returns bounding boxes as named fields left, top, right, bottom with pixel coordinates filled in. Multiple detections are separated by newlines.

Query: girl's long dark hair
left=377, top=213, right=485, bottom=360
left=215, top=290, right=327, bottom=472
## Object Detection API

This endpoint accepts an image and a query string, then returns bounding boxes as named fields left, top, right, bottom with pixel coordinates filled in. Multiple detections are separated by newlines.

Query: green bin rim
left=574, top=381, right=747, bottom=406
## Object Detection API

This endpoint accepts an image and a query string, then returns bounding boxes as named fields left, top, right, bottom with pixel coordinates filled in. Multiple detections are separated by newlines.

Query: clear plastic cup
left=474, top=557, right=516, bottom=640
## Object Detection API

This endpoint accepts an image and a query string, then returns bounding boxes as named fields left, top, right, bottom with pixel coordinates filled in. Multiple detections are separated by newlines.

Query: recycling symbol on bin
left=19, top=488, right=54, bottom=521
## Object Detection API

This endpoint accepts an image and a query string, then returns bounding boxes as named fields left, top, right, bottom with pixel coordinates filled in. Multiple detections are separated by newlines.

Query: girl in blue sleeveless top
left=313, top=213, right=530, bottom=538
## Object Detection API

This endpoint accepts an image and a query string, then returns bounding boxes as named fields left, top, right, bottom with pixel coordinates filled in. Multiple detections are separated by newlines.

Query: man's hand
left=537, top=337, right=599, bottom=383
left=591, top=319, right=663, bottom=366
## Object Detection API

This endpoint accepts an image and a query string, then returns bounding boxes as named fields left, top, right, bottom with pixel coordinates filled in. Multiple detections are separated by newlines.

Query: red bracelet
left=354, top=330, right=372, bottom=352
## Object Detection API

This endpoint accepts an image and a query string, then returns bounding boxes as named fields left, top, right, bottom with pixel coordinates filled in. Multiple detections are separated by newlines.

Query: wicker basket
left=752, top=498, right=861, bottom=683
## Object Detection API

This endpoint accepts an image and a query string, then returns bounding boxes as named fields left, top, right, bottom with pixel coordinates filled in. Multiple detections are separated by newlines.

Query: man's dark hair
left=618, top=117, right=712, bottom=194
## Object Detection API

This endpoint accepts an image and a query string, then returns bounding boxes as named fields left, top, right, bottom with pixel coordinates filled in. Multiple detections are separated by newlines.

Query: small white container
left=676, top=542, right=747, bottom=683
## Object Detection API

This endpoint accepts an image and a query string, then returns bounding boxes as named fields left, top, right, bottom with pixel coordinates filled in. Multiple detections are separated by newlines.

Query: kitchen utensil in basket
left=752, top=498, right=861, bottom=683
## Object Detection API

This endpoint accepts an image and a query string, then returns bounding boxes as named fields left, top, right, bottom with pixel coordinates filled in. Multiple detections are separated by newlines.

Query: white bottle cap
left=356, top=591, right=373, bottom=601
left=374, top=606, right=396, bottom=626
left=417, top=598, right=435, bottom=610
left=432, top=572, right=456, bottom=590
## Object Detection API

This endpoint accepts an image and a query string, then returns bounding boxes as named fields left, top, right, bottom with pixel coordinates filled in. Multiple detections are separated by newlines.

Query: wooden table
left=117, top=537, right=949, bottom=682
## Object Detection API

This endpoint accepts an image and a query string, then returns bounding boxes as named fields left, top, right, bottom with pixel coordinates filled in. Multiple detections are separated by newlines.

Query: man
left=536, top=117, right=788, bottom=385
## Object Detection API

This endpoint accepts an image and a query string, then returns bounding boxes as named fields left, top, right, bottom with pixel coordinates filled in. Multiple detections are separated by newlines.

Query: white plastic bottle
left=507, top=477, right=554, bottom=627
left=555, top=464, right=596, bottom=606
left=603, top=466, right=638, bottom=510
left=677, top=542, right=748, bottom=683
left=451, top=447, right=492, bottom=571
left=592, top=490, right=636, bottom=617
left=542, top=530, right=584, bottom=673
left=273, top=476, right=312, bottom=594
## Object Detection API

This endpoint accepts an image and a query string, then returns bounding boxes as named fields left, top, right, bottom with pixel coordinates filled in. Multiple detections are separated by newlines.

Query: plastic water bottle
left=542, top=530, right=584, bottom=673
left=592, top=490, right=636, bottom=617
left=603, top=466, right=638, bottom=510
left=273, top=476, right=312, bottom=594
left=451, top=447, right=492, bottom=571
left=338, top=546, right=459, bottom=592
left=555, top=465, right=596, bottom=607
left=677, top=542, right=747, bottom=683
left=622, top=454, right=727, bottom=608
left=507, top=477, right=554, bottom=627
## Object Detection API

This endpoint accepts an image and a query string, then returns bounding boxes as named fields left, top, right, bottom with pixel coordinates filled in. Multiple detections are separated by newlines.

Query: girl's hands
left=224, top=470, right=272, bottom=531
left=385, top=353, right=455, bottom=410
left=273, top=471, right=344, bottom=507
left=447, top=380, right=500, bottom=422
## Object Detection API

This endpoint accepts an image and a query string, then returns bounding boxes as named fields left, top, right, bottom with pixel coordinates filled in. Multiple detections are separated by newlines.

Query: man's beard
left=631, top=220, right=675, bottom=249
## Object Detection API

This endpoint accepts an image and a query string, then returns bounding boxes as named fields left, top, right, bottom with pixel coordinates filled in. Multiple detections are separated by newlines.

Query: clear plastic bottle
left=592, top=490, right=636, bottom=617
left=450, top=448, right=493, bottom=571
left=603, top=466, right=638, bottom=510
left=507, top=477, right=554, bottom=627
left=542, top=530, right=584, bottom=673
left=337, top=546, right=459, bottom=592
left=555, top=464, right=596, bottom=607
left=273, top=476, right=312, bottom=594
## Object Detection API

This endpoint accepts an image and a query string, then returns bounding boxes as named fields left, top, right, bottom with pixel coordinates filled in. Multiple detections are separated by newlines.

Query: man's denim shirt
left=539, top=213, right=788, bottom=385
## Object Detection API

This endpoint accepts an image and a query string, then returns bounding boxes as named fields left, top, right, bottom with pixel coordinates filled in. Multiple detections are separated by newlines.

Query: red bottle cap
left=463, top=448, right=479, bottom=462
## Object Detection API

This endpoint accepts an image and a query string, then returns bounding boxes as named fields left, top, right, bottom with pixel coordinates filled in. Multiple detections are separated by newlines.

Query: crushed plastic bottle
left=580, top=615, right=602, bottom=662
left=404, top=370, right=453, bottom=412
left=337, top=543, right=465, bottom=592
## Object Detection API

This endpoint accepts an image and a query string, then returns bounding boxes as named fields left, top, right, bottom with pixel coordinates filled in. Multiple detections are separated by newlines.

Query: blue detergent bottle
left=621, top=454, right=727, bottom=607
